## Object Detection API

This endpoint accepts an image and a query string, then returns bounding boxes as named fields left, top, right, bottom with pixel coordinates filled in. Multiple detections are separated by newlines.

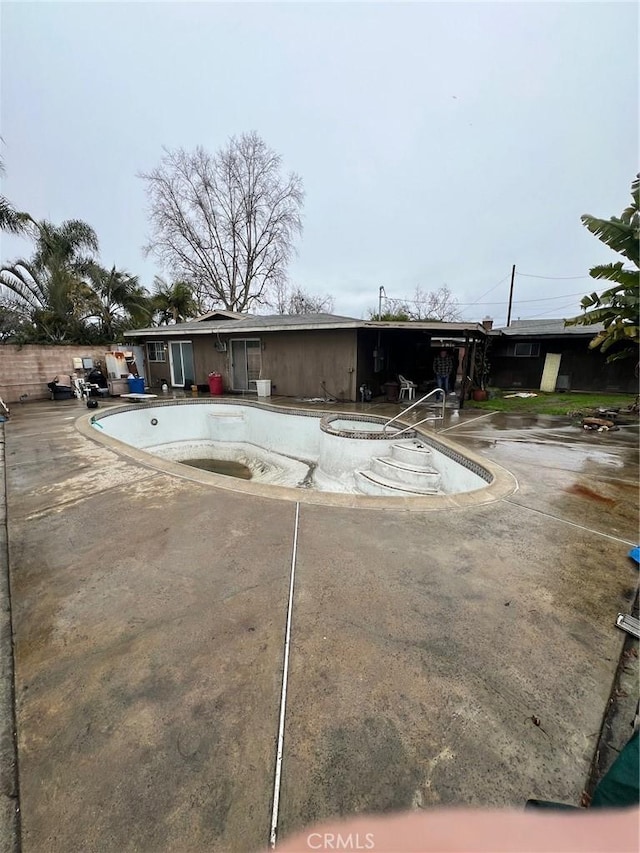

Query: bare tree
left=368, top=298, right=411, bottom=321
left=370, top=285, right=461, bottom=321
left=408, top=285, right=461, bottom=321
left=140, top=133, right=304, bottom=312
left=270, top=282, right=335, bottom=315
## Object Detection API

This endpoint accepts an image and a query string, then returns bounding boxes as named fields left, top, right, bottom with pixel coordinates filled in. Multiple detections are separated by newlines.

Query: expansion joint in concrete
left=269, top=502, right=300, bottom=848
left=0, top=426, right=21, bottom=852
left=504, top=498, right=637, bottom=546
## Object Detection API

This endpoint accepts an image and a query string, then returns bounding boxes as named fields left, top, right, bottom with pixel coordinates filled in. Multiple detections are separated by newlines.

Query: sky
left=0, top=1, right=638, bottom=324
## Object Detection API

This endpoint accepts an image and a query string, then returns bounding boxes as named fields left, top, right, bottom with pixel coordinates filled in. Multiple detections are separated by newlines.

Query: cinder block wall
left=0, top=345, right=110, bottom=403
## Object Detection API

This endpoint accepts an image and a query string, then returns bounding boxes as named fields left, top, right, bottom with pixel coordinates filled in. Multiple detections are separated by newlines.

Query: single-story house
left=488, top=319, right=637, bottom=393
left=124, top=312, right=489, bottom=403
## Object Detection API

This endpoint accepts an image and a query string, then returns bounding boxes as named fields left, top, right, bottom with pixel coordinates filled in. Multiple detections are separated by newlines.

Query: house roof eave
left=124, top=320, right=364, bottom=338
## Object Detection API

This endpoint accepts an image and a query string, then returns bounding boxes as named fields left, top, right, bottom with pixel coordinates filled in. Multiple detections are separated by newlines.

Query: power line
left=507, top=291, right=584, bottom=305
left=517, top=272, right=591, bottom=280
left=459, top=300, right=581, bottom=323
left=523, top=302, right=581, bottom=319
left=391, top=290, right=585, bottom=307
left=465, top=274, right=510, bottom=306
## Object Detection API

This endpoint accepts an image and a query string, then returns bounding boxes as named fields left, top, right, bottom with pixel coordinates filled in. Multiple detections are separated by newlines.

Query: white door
left=230, top=339, right=261, bottom=391
left=540, top=353, right=561, bottom=393
left=169, top=341, right=195, bottom=387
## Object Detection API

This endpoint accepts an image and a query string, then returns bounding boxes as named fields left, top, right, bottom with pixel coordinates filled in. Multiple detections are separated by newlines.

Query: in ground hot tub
left=85, top=400, right=515, bottom=506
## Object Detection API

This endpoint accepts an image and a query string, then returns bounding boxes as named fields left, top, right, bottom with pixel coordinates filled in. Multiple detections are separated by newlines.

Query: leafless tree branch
left=268, top=283, right=335, bottom=315
left=140, top=132, right=304, bottom=312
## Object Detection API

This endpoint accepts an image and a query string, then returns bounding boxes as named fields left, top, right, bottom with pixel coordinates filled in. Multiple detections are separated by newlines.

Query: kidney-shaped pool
left=83, top=399, right=517, bottom=508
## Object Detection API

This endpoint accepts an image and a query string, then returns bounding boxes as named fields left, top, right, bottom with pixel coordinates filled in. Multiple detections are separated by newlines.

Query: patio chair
left=398, top=374, right=417, bottom=401
left=72, top=377, right=90, bottom=400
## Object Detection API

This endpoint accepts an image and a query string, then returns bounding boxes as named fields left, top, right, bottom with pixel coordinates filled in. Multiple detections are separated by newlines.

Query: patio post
left=460, top=331, right=471, bottom=409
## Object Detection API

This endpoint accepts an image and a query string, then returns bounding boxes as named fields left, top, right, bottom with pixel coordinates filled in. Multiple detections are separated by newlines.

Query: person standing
left=433, top=349, right=454, bottom=395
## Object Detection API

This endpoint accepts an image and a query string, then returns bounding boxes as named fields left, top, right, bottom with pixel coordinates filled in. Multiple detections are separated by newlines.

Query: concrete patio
left=1, top=396, right=638, bottom=852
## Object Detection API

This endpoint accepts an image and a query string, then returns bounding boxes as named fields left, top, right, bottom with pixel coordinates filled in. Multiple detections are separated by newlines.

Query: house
left=489, top=319, right=637, bottom=393
left=124, top=312, right=489, bottom=403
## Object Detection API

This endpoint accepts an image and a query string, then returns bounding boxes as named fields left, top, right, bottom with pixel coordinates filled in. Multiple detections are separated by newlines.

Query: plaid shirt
left=433, top=355, right=453, bottom=376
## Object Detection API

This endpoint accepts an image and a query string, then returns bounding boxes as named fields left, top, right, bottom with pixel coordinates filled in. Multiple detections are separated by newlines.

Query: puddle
left=179, top=458, right=253, bottom=479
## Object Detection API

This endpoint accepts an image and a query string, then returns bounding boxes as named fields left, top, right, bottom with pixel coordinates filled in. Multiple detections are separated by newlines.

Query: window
left=513, top=342, right=540, bottom=357
left=147, top=341, right=166, bottom=362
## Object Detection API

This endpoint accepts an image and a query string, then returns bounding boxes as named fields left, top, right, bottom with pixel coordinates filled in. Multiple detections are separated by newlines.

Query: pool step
left=390, top=442, right=433, bottom=467
left=207, top=410, right=246, bottom=441
left=355, top=440, right=442, bottom=496
left=354, top=469, right=440, bottom=497
left=370, top=456, right=441, bottom=489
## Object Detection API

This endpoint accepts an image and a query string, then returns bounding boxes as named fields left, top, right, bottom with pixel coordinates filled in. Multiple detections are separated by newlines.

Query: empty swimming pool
left=84, top=399, right=516, bottom=506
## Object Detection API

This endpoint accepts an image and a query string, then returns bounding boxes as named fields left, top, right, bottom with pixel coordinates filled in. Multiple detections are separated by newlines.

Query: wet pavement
left=1, top=397, right=638, bottom=851
left=448, top=414, right=639, bottom=545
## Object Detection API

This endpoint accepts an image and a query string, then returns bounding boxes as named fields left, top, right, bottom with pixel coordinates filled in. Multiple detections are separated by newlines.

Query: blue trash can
left=127, top=377, right=145, bottom=394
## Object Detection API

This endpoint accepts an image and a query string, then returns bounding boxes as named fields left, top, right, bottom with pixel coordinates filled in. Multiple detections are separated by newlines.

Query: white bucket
left=255, top=379, right=272, bottom=397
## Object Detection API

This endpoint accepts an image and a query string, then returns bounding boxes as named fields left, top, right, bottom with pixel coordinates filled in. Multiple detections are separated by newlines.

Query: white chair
left=398, top=374, right=417, bottom=401
left=72, top=377, right=89, bottom=400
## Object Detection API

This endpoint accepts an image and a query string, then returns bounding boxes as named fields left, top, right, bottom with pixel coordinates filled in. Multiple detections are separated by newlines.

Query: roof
left=195, top=309, right=246, bottom=321
left=124, top=313, right=363, bottom=336
left=125, top=313, right=488, bottom=338
left=492, top=318, right=604, bottom=337
left=361, top=320, right=487, bottom=335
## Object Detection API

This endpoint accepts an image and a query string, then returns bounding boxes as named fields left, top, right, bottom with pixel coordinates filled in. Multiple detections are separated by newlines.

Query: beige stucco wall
left=139, top=329, right=359, bottom=400
left=0, top=344, right=111, bottom=403
left=259, top=329, right=357, bottom=400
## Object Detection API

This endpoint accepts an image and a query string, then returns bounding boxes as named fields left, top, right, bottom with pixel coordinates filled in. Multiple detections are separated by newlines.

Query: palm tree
left=0, top=218, right=100, bottom=342
left=31, top=219, right=99, bottom=274
left=152, top=276, right=198, bottom=324
left=566, top=174, right=639, bottom=361
left=0, top=303, right=26, bottom=341
left=0, top=156, right=30, bottom=234
left=0, top=258, right=93, bottom=342
left=0, top=198, right=29, bottom=234
left=0, top=215, right=152, bottom=343
left=84, top=264, right=152, bottom=340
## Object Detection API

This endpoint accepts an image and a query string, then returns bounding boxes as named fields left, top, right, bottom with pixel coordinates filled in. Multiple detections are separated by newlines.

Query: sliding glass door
left=230, top=339, right=261, bottom=391
left=169, top=341, right=194, bottom=387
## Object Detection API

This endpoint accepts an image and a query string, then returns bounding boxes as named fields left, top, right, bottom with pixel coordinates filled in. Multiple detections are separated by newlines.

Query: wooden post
left=459, top=331, right=471, bottom=409
left=469, top=339, right=478, bottom=387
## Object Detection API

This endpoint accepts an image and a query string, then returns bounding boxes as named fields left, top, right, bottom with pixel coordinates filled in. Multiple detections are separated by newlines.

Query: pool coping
left=76, top=399, right=518, bottom=511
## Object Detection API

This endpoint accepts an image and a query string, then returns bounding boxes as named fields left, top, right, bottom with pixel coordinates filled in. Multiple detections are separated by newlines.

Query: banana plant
left=566, top=174, right=639, bottom=362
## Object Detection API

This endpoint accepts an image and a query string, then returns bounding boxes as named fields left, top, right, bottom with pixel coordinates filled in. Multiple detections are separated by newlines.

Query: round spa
left=86, top=400, right=511, bottom=505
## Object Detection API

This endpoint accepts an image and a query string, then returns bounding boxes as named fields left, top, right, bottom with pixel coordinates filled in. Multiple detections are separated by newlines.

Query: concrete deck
left=2, top=396, right=638, bottom=851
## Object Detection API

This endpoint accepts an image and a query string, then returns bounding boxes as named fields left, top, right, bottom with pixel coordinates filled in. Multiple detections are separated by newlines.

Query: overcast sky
left=1, top=1, right=637, bottom=324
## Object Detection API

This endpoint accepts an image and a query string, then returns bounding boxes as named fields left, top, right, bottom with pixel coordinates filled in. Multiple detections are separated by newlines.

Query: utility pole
left=506, top=264, right=516, bottom=327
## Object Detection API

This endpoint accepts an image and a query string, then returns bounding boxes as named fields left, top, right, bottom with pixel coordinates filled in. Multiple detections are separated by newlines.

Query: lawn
left=465, top=391, right=638, bottom=416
